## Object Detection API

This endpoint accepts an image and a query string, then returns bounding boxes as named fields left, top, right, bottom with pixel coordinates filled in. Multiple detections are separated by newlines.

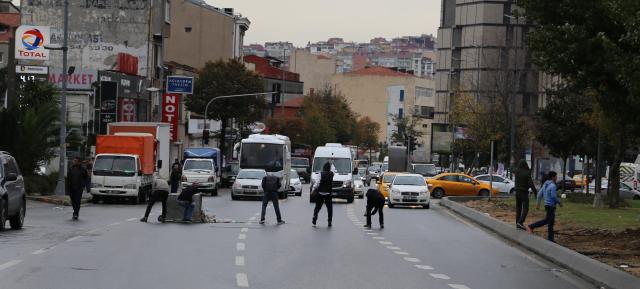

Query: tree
left=186, top=59, right=266, bottom=158
left=355, top=116, right=381, bottom=162
left=0, top=80, right=60, bottom=175
left=299, top=97, right=334, bottom=148
left=265, top=116, right=305, bottom=145
left=390, top=111, right=423, bottom=152
left=520, top=0, right=640, bottom=208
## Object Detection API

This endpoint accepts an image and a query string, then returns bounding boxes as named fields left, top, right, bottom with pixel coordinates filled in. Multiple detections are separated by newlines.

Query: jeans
left=529, top=205, right=556, bottom=242
left=366, top=203, right=384, bottom=226
left=260, top=191, right=282, bottom=222
left=177, top=200, right=195, bottom=221
left=515, top=192, right=529, bottom=225
left=170, top=181, right=179, bottom=194
left=69, top=189, right=83, bottom=216
left=313, top=194, right=333, bottom=223
left=144, top=190, right=168, bottom=219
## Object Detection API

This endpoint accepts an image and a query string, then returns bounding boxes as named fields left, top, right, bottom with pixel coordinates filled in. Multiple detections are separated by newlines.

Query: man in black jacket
left=365, top=188, right=385, bottom=229
left=260, top=173, right=284, bottom=225
left=140, top=179, right=170, bottom=223
left=177, top=183, right=198, bottom=223
left=312, top=162, right=334, bottom=227
left=68, top=158, right=89, bottom=220
left=514, top=159, right=537, bottom=230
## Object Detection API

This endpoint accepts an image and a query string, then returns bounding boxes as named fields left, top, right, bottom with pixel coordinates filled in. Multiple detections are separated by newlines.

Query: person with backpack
left=311, top=162, right=334, bottom=227
left=260, top=173, right=285, bottom=225
left=364, top=188, right=385, bottom=229
left=527, top=171, right=562, bottom=242
left=513, top=159, right=537, bottom=230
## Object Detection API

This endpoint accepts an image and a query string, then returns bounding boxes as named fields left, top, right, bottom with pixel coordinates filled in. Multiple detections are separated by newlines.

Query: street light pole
left=53, top=0, right=69, bottom=196
left=203, top=92, right=278, bottom=133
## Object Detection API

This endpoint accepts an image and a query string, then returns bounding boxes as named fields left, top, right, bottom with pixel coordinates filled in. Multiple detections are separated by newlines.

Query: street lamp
left=46, top=0, right=69, bottom=196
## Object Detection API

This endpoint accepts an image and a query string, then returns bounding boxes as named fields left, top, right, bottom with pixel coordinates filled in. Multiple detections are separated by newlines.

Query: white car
left=181, top=158, right=218, bottom=196
left=288, top=169, right=303, bottom=196
left=354, top=176, right=365, bottom=199
left=231, top=169, right=267, bottom=200
left=388, top=173, right=431, bottom=209
left=474, top=174, right=515, bottom=194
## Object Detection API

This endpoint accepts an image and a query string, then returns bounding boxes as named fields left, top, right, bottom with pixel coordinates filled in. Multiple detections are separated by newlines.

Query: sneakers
left=140, top=217, right=148, bottom=223
left=364, top=224, right=372, bottom=228
left=380, top=224, right=384, bottom=229
left=516, top=223, right=526, bottom=230
left=158, top=216, right=165, bottom=223
left=277, top=220, right=285, bottom=225
left=182, top=219, right=193, bottom=224
left=72, top=214, right=78, bottom=221
left=259, top=220, right=265, bottom=225
left=328, top=222, right=332, bottom=227
left=312, top=217, right=317, bottom=226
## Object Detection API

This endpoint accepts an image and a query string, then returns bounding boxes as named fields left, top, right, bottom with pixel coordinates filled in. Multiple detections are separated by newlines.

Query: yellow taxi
left=572, top=174, right=589, bottom=188
left=377, top=172, right=399, bottom=198
left=426, top=173, right=498, bottom=198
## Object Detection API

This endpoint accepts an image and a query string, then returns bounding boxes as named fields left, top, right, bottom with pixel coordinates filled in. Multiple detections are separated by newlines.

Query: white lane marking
left=379, top=241, right=393, bottom=245
left=415, top=265, right=434, bottom=270
left=249, top=217, right=256, bottom=221
left=394, top=251, right=410, bottom=255
left=403, top=257, right=421, bottom=263
left=236, top=243, right=245, bottom=251
left=430, top=273, right=451, bottom=280
left=367, top=232, right=378, bottom=235
left=127, top=218, right=137, bottom=221
left=238, top=234, right=246, bottom=240
left=0, top=260, right=22, bottom=271
left=86, top=228, right=100, bottom=234
left=235, top=256, right=245, bottom=266
left=387, top=246, right=401, bottom=250
left=31, top=248, right=47, bottom=255
left=240, top=228, right=249, bottom=233
left=107, top=222, right=121, bottom=227
left=372, top=236, right=385, bottom=240
left=66, top=236, right=82, bottom=242
left=236, top=273, right=249, bottom=287
left=448, top=284, right=470, bottom=289
left=363, top=229, right=373, bottom=232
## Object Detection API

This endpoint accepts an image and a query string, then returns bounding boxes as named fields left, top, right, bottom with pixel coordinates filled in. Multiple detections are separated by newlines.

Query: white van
left=310, top=143, right=355, bottom=203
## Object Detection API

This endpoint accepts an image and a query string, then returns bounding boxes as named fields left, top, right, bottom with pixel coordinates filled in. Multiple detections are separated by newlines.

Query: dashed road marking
left=249, top=217, right=256, bottom=221
left=403, top=257, right=421, bottom=263
left=430, top=273, right=451, bottom=280
left=387, top=246, right=401, bottom=250
left=379, top=241, right=393, bottom=245
left=415, top=265, right=434, bottom=270
left=363, top=229, right=373, bottom=232
left=238, top=234, right=246, bottom=240
left=448, top=284, right=470, bottom=289
left=0, top=260, right=22, bottom=271
left=236, top=243, right=245, bottom=251
left=86, top=228, right=100, bottom=234
left=107, top=222, right=121, bottom=227
left=367, top=232, right=378, bottom=235
left=127, top=218, right=137, bottom=221
left=372, top=236, right=385, bottom=240
left=236, top=273, right=249, bottom=287
left=235, top=256, right=245, bottom=266
left=240, top=228, right=249, bottom=233
left=66, top=236, right=82, bottom=242
left=31, top=248, right=48, bottom=255
left=394, top=251, right=410, bottom=255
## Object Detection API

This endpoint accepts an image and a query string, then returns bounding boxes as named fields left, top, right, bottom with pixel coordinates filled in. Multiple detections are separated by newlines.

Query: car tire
left=9, top=200, right=25, bottom=230
left=359, top=195, right=364, bottom=199
left=231, top=192, right=238, bottom=201
left=388, top=203, right=395, bottom=208
left=432, top=188, right=445, bottom=199
left=509, top=188, right=515, bottom=195
left=479, top=189, right=490, bottom=197
left=92, top=195, right=100, bottom=204
left=0, top=198, right=7, bottom=231
left=296, top=192, right=302, bottom=197
left=347, top=197, right=354, bottom=203
left=423, top=203, right=430, bottom=209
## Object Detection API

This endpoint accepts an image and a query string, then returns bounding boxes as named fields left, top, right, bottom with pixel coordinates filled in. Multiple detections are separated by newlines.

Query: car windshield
left=368, top=166, right=378, bottom=172
left=393, top=176, right=426, bottom=186
left=184, top=160, right=213, bottom=171
left=382, top=174, right=395, bottom=183
left=292, top=158, right=309, bottom=166
left=237, top=170, right=266, bottom=180
left=240, top=143, right=284, bottom=172
left=93, top=156, right=136, bottom=177
left=229, top=163, right=239, bottom=174
left=312, top=157, right=352, bottom=174
left=358, top=168, right=366, bottom=176
left=413, top=164, right=437, bottom=176
left=382, top=163, right=388, bottom=172
left=290, top=170, right=299, bottom=178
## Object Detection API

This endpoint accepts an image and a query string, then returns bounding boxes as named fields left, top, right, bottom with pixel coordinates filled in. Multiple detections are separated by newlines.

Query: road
left=0, top=184, right=596, bottom=289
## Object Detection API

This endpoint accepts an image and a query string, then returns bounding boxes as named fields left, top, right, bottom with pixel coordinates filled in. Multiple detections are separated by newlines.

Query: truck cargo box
left=96, top=134, right=157, bottom=175
left=107, top=122, right=171, bottom=179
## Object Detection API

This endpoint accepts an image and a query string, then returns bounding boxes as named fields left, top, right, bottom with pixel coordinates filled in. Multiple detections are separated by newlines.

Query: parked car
left=288, top=169, right=303, bottom=196
left=426, top=173, right=498, bottom=198
left=377, top=172, right=399, bottom=199
left=572, top=174, right=589, bottom=189
left=0, top=151, right=26, bottom=230
left=221, top=162, right=239, bottom=188
left=357, top=167, right=371, bottom=186
left=292, top=157, right=311, bottom=183
left=231, top=169, right=267, bottom=200
left=474, top=174, right=516, bottom=194
left=354, top=175, right=365, bottom=199
left=181, top=158, right=218, bottom=196
left=588, top=179, right=640, bottom=200
left=388, top=173, right=430, bottom=209
left=368, top=165, right=381, bottom=182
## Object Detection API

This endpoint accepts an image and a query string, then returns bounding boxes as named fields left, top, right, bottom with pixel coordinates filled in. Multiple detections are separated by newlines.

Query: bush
left=24, top=172, right=59, bottom=195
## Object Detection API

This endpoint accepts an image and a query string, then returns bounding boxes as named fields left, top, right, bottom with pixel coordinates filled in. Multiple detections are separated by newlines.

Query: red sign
left=118, top=98, right=137, bottom=122
left=117, top=53, right=139, bottom=75
left=162, top=93, right=179, bottom=141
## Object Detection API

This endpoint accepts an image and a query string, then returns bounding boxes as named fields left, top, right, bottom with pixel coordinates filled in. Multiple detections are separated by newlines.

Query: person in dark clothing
left=364, top=188, right=385, bottom=229
left=312, top=162, right=334, bottom=227
left=140, top=179, right=170, bottom=223
left=528, top=171, right=562, bottom=242
left=260, top=173, right=285, bottom=225
left=170, top=161, right=182, bottom=194
left=67, top=158, right=89, bottom=220
left=513, top=159, right=537, bottom=230
left=177, top=183, right=198, bottom=223
left=83, top=159, right=93, bottom=193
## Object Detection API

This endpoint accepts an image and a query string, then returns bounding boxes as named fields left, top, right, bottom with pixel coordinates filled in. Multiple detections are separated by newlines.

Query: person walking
left=177, top=183, right=198, bottom=223
left=170, top=161, right=182, bottom=194
left=364, top=188, right=385, bottom=229
left=67, top=158, right=89, bottom=220
left=312, top=162, right=334, bottom=227
left=140, top=179, right=170, bottom=223
left=514, top=159, right=537, bottom=230
left=83, top=159, right=93, bottom=194
left=527, top=171, right=562, bottom=242
left=260, top=173, right=285, bottom=225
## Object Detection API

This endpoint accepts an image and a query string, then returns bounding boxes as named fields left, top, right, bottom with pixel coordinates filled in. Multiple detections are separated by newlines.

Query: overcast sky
left=208, top=0, right=441, bottom=47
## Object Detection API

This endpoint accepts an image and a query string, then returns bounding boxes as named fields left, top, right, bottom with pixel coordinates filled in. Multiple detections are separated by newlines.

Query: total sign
left=15, top=25, right=50, bottom=60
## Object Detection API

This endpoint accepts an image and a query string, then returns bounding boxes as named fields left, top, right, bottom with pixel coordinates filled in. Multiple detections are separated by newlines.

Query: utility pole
left=52, top=0, right=69, bottom=196
left=281, top=47, right=287, bottom=116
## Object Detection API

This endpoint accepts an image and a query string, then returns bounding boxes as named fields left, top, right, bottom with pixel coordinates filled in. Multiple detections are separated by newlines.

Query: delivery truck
left=90, top=134, right=159, bottom=204
left=182, top=148, right=222, bottom=196
left=107, top=122, right=171, bottom=179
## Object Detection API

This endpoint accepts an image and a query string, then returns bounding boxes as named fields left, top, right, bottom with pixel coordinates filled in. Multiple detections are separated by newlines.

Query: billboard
left=162, top=93, right=180, bottom=141
left=15, top=25, right=50, bottom=60
left=167, top=76, right=194, bottom=94
left=99, top=81, right=118, bottom=134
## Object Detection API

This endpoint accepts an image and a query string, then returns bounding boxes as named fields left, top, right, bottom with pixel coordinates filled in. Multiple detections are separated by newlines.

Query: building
left=243, top=54, right=303, bottom=110
left=332, top=67, right=435, bottom=162
left=264, top=41, right=294, bottom=65
left=288, top=49, right=336, bottom=96
left=0, top=1, right=19, bottom=69
left=243, top=44, right=267, bottom=57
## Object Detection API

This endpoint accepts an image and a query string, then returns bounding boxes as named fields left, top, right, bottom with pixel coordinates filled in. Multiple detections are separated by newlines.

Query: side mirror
left=157, top=160, right=163, bottom=169
left=4, top=173, right=17, bottom=182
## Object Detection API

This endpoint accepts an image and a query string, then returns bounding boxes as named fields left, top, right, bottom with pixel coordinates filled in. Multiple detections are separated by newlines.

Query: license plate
left=403, top=197, right=417, bottom=202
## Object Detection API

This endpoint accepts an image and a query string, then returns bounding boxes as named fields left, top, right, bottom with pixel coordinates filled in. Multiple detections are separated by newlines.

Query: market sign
left=162, top=93, right=180, bottom=141
left=166, top=76, right=193, bottom=94
left=15, top=25, right=50, bottom=60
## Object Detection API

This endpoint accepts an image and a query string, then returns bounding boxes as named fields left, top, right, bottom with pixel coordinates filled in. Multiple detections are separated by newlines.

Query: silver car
left=0, top=152, right=26, bottom=230
left=288, top=170, right=303, bottom=196
left=231, top=169, right=267, bottom=200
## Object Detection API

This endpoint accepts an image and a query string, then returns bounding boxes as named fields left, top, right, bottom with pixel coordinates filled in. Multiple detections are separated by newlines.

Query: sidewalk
left=26, top=193, right=93, bottom=206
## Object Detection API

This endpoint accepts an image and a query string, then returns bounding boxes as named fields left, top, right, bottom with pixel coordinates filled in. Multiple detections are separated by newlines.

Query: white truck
left=310, top=143, right=355, bottom=203
left=238, top=134, right=292, bottom=199
left=107, top=122, right=171, bottom=179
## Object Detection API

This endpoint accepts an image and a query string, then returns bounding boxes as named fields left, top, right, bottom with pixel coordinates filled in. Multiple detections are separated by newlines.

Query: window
left=416, top=87, right=434, bottom=98
left=164, top=0, right=171, bottom=23
left=460, top=176, right=473, bottom=183
left=398, top=108, right=404, bottom=119
left=399, top=90, right=405, bottom=102
left=0, top=52, right=4, bottom=63
left=440, top=175, right=458, bottom=182
left=476, top=176, right=489, bottom=181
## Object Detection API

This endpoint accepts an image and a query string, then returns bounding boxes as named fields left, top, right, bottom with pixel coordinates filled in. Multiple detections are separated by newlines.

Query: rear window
left=382, top=174, right=395, bottom=183
left=292, top=158, right=309, bottom=166
left=238, top=170, right=266, bottom=179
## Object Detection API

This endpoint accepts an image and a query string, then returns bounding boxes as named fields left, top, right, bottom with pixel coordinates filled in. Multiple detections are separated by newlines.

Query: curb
left=440, top=197, right=640, bottom=289
left=26, top=195, right=92, bottom=206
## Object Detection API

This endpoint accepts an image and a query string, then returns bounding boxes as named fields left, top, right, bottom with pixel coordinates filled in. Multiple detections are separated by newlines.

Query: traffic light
left=203, top=129, right=210, bottom=145
left=405, top=135, right=418, bottom=152
left=271, top=83, right=281, bottom=104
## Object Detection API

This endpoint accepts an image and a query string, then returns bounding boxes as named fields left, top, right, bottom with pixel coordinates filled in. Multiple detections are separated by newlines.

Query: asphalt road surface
left=0, top=184, right=596, bottom=289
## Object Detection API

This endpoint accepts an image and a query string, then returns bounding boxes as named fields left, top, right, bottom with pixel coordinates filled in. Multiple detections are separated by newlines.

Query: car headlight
left=124, top=184, right=137, bottom=189
left=356, top=183, right=363, bottom=188
left=181, top=175, right=187, bottom=182
left=233, top=182, right=242, bottom=189
left=391, top=189, right=401, bottom=196
left=91, top=183, right=102, bottom=188
left=343, top=180, right=352, bottom=188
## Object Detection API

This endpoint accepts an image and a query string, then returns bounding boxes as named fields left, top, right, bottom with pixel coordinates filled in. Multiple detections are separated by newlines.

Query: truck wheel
left=9, top=200, right=25, bottom=229
left=0, top=199, right=7, bottom=231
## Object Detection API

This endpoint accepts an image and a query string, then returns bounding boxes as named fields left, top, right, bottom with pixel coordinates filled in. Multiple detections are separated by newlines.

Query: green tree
left=355, top=116, right=381, bottom=161
left=186, top=59, right=266, bottom=158
left=390, top=111, right=423, bottom=152
left=299, top=94, right=335, bottom=148
left=520, top=0, right=640, bottom=208
left=315, top=87, right=358, bottom=144
left=0, top=80, right=60, bottom=175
